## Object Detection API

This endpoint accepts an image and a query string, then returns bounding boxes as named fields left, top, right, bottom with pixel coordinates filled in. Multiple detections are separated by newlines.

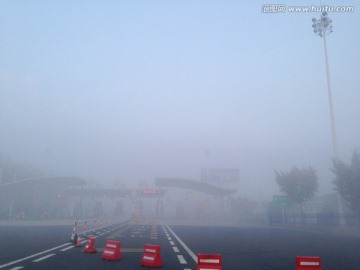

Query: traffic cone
left=76, top=235, right=82, bottom=247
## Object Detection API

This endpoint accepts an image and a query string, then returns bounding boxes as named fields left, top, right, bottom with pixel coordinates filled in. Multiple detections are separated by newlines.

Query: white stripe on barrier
left=107, top=244, right=117, bottom=248
left=104, top=250, right=114, bottom=254
left=143, top=256, right=154, bottom=261
left=145, top=249, right=156, bottom=253
left=300, top=261, right=320, bottom=266
left=200, top=259, right=220, bottom=264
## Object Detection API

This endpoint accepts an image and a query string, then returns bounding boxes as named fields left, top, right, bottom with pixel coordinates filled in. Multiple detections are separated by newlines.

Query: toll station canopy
left=154, top=177, right=237, bottom=196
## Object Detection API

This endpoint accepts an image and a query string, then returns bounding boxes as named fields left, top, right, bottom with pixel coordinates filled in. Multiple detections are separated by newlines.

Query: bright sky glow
left=1, top=0, right=359, bottom=197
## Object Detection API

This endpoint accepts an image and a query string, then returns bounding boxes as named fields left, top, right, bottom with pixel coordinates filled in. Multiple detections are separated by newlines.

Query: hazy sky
left=1, top=1, right=359, bottom=198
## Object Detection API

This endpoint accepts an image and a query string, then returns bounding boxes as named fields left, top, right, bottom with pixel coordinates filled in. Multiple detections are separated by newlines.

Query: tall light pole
left=312, top=13, right=344, bottom=224
left=312, top=12, right=339, bottom=161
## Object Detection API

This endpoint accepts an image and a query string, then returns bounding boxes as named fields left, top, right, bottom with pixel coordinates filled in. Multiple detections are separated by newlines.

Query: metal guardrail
left=69, top=216, right=130, bottom=243
left=269, top=213, right=360, bottom=227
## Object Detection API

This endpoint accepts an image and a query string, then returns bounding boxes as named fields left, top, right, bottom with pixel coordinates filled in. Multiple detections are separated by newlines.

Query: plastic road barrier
left=102, top=240, right=122, bottom=261
left=296, top=256, right=321, bottom=270
left=140, top=244, right=163, bottom=267
left=83, top=236, right=97, bottom=254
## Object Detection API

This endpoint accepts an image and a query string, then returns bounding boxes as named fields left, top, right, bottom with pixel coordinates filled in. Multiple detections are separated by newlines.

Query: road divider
left=70, top=217, right=131, bottom=244
left=140, top=244, right=163, bottom=268
left=102, top=240, right=122, bottom=261
left=296, top=256, right=321, bottom=270
left=83, top=236, right=97, bottom=254
left=197, top=254, right=222, bottom=270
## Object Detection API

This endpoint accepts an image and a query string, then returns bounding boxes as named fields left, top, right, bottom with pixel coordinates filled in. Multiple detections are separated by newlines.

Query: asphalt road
left=0, top=221, right=360, bottom=269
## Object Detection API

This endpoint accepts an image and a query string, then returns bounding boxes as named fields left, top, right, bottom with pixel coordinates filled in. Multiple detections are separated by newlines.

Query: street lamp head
left=311, top=12, right=333, bottom=36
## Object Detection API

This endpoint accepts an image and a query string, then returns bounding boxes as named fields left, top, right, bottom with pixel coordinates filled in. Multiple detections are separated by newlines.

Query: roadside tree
left=331, top=151, right=360, bottom=222
left=275, top=166, right=318, bottom=214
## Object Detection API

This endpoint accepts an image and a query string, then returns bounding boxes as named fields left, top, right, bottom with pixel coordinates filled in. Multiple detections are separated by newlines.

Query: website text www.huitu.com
left=261, top=4, right=355, bottom=14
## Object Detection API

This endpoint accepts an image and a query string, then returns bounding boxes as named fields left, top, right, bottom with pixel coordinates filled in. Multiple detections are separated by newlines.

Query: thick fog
left=1, top=1, right=359, bottom=200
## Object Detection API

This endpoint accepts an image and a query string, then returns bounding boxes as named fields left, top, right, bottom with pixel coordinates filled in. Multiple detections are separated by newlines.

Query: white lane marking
left=169, top=241, right=175, bottom=245
left=173, top=246, right=180, bottom=252
left=165, top=225, right=197, bottom=263
left=60, top=245, right=74, bottom=251
left=177, top=255, right=187, bottom=264
left=0, top=243, right=71, bottom=269
left=32, top=254, right=55, bottom=262
left=9, top=267, right=23, bottom=270
left=167, top=236, right=172, bottom=240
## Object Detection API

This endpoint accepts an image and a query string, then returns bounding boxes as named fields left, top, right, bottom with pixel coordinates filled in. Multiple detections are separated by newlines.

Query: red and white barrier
left=83, top=236, right=97, bottom=253
left=102, top=240, right=122, bottom=261
left=69, top=216, right=132, bottom=243
left=296, top=256, right=321, bottom=270
left=197, top=254, right=222, bottom=270
left=140, top=244, right=163, bottom=267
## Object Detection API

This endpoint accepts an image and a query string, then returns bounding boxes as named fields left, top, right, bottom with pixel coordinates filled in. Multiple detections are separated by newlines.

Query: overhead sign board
left=201, top=168, right=240, bottom=183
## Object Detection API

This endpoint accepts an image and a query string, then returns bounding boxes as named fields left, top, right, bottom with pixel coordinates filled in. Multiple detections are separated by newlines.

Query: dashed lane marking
left=0, top=243, right=71, bottom=269
left=60, top=245, right=75, bottom=251
left=9, top=267, right=23, bottom=270
left=165, top=225, right=197, bottom=263
left=177, top=255, right=187, bottom=264
left=32, top=254, right=56, bottom=262
left=162, top=225, right=193, bottom=270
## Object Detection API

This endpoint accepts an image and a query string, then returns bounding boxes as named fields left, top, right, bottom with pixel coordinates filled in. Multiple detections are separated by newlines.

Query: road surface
left=0, top=220, right=359, bottom=269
